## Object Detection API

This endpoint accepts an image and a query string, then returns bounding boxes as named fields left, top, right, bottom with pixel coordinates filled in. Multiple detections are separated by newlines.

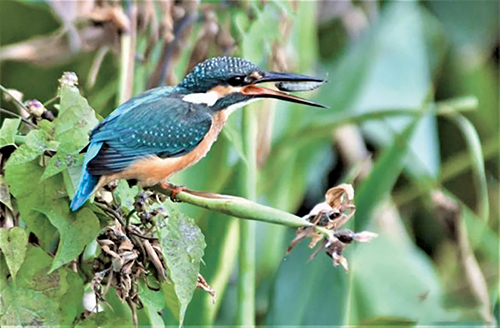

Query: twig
left=94, top=202, right=126, bottom=227
left=153, top=185, right=312, bottom=229
left=457, top=213, right=494, bottom=323
left=128, top=230, right=158, bottom=241
left=0, top=108, right=38, bottom=129
left=0, top=85, right=30, bottom=113
left=42, top=96, right=60, bottom=108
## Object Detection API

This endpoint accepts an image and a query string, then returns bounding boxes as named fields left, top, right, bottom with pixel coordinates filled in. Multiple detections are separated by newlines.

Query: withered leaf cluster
left=288, top=184, right=377, bottom=271
left=89, top=191, right=214, bottom=325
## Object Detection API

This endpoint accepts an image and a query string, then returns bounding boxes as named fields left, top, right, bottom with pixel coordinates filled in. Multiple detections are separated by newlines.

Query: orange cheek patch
left=211, top=85, right=238, bottom=97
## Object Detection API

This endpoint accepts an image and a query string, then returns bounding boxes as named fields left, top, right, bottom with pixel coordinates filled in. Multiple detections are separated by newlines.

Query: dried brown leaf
left=197, top=274, right=216, bottom=304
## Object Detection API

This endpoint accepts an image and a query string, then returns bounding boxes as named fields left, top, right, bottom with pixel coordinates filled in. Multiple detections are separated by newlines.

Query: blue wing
left=70, top=86, right=212, bottom=210
left=87, top=91, right=213, bottom=176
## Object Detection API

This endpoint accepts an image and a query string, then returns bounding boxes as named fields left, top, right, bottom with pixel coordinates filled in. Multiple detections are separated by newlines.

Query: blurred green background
left=0, top=0, right=498, bottom=326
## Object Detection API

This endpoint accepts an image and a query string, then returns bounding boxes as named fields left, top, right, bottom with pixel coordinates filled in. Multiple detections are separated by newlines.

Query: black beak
left=241, top=71, right=327, bottom=108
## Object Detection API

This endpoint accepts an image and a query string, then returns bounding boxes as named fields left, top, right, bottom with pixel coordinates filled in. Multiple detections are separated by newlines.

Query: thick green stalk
left=237, top=104, right=258, bottom=325
left=153, top=186, right=311, bottom=228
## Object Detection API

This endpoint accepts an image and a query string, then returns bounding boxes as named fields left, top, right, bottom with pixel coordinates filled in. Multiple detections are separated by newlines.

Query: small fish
left=276, top=80, right=326, bottom=92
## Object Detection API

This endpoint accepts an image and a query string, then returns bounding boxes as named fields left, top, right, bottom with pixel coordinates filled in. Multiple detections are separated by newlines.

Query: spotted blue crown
left=178, top=57, right=263, bottom=92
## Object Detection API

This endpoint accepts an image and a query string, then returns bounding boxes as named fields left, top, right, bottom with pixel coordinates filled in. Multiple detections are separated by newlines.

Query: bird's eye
left=228, top=76, right=244, bottom=86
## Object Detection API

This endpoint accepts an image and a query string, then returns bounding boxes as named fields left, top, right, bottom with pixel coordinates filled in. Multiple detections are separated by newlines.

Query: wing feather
left=87, top=94, right=212, bottom=175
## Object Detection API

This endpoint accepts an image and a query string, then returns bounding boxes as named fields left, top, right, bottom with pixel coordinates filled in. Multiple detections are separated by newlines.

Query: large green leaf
left=265, top=230, right=348, bottom=326
left=0, top=246, right=84, bottom=326
left=0, top=286, right=62, bottom=326
left=139, top=281, right=166, bottom=327
left=41, top=81, right=98, bottom=181
left=159, top=211, right=206, bottom=326
left=0, top=227, right=28, bottom=279
left=354, top=118, right=420, bottom=230
left=36, top=203, right=100, bottom=272
left=5, top=159, right=58, bottom=251
left=0, top=174, right=13, bottom=211
left=348, top=231, right=454, bottom=324
left=5, top=129, right=58, bottom=168
left=0, top=118, right=21, bottom=148
left=113, top=180, right=139, bottom=212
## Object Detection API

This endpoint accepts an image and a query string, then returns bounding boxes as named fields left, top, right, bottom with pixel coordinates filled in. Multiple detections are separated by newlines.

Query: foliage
left=0, top=1, right=498, bottom=327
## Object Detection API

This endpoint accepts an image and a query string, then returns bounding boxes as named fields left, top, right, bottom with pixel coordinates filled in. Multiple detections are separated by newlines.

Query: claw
left=161, top=182, right=187, bottom=202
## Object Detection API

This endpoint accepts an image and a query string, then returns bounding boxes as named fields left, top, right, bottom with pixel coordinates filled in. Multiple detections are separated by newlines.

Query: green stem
left=14, top=135, right=26, bottom=144
left=447, top=114, right=489, bottom=222
left=117, top=3, right=136, bottom=105
left=43, top=96, right=59, bottom=108
left=394, top=138, right=498, bottom=207
left=153, top=187, right=310, bottom=228
left=237, top=104, right=258, bottom=325
left=0, top=108, right=37, bottom=129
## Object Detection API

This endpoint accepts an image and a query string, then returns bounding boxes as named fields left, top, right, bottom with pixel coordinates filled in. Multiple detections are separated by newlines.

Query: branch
left=152, top=186, right=312, bottom=229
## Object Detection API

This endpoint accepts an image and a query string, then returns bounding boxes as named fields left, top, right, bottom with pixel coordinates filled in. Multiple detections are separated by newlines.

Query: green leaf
left=348, top=232, right=455, bottom=324
left=240, top=4, right=281, bottom=63
left=0, top=227, right=28, bottom=279
left=55, top=82, right=98, bottom=150
left=58, top=268, right=84, bottom=325
left=159, top=211, right=206, bottom=326
left=184, top=214, right=239, bottom=325
left=114, top=180, right=139, bottom=212
left=40, top=152, right=81, bottom=182
left=161, top=280, right=181, bottom=322
left=6, top=129, right=58, bottom=168
left=0, top=286, right=62, bottom=326
left=14, top=246, right=84, bottom=326
left=0, top=174, right=13, bottom=211
left=447, top=114, right=489, bottom=222
left=0, top=118, right=21, bottom=148
left=354, top=118, right=420, bottom=230
left=35, top=203, right=100, bottom=272
left=5, top=159, right=58, bottom=251
left=265, top=231, right=348, bottom=326
left=41, top=80, right=98, bottom=181
left=139, top=281, right=166, bottom=327
left=16, top=246, right=70, bottom=299
left=222, top=114, right=248, bottom=165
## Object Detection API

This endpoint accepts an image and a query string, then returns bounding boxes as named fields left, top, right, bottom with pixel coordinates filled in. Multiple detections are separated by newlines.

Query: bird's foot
left=161, top=182, right=187, bottom=202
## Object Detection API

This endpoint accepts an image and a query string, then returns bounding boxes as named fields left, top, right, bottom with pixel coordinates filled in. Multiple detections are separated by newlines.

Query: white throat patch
left=182, top=90, right=220, bottom=106
left=225, top=98, right=260, bottom=115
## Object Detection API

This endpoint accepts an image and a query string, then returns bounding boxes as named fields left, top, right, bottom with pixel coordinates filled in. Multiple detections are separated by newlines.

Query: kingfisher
left=70, top=56, right=326, bottom=211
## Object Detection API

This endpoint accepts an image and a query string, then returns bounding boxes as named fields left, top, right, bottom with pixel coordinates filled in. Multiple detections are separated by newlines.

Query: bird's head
left=177, top=56, right=326, bottom=112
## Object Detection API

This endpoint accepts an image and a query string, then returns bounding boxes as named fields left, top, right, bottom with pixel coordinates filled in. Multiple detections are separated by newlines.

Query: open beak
left=240, top=72, right=327, bottom=108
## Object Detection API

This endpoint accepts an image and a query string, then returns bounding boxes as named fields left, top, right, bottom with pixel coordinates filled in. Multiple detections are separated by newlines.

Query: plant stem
left=117, top=3, right=137, bottom=105
left=237, top=104, right=258, bottom=326
left=0, top=108, right=37, bottom=129
left=153, top=187, right=310, bottom=228
left=394, top=138, right=498, bottom=207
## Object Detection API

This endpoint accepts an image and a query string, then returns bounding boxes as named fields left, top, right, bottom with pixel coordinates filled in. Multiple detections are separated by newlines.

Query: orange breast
left=96, top=111, right=228, bottom=189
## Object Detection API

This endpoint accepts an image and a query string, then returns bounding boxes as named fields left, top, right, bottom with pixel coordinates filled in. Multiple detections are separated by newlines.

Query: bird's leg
left=161, top=181, right=188, bottom=202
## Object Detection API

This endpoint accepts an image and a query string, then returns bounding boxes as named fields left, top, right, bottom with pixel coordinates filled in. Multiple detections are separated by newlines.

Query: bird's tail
left=70, top=142, right=103, bottom=211
left=70, top=170, right=98, bottom=211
